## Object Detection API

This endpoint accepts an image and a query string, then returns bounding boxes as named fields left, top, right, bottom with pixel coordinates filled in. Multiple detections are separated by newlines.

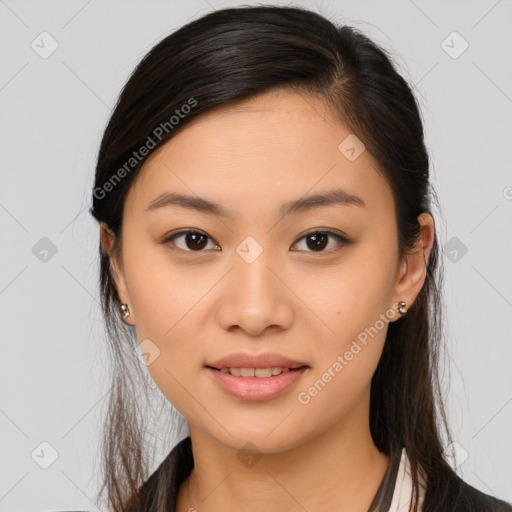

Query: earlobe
left=390, top=212, right=435, bottom=320
left=99, top=222, right=135, bottom=325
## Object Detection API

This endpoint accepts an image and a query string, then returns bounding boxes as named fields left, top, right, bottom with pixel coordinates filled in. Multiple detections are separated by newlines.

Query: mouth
left=205, top=365, right=308, bottom=377
left=205, top=365, right=310, bottom=401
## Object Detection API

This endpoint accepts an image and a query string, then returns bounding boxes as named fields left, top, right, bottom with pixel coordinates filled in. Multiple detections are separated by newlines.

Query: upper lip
left=206, top=352, right=309, bottom=370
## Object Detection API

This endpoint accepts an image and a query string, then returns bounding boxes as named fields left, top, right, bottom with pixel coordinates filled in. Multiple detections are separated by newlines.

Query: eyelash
left=161, top=229, right=350, bottom=254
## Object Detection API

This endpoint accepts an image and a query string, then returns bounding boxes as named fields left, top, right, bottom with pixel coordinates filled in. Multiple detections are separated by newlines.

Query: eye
left=291, top=230, right=349, bottom=253
left=162, top=229, right=349, bottom=253
left=163, top=230, right=219, bottom=252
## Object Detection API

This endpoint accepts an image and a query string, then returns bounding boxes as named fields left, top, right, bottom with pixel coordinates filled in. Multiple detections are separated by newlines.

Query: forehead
left=124, top=90, right=393, bottom=220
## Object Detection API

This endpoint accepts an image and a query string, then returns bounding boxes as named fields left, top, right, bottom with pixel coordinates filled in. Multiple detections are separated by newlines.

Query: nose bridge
left=233, top=234, right=278, bottom=303
left=216, top=234, right=293, bottom=335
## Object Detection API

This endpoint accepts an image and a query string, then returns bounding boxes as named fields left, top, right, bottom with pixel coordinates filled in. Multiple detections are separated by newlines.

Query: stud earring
left=397, top=301, right=408, bottom=314
left=120, top=303, right=130, bottom=319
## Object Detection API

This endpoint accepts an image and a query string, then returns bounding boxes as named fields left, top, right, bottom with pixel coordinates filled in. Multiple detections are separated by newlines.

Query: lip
left=206, top=366, right=309, bottom=401
left=206, top=352, right=308, bottom=370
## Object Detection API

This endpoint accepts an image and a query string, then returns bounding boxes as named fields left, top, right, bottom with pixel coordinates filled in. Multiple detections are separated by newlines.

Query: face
left=102, top=89, right=431, bottom=454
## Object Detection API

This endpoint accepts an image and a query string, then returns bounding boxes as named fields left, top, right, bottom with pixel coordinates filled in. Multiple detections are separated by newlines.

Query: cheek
left=295, top=300, right=390, bottom=437
left=121, top=247, right=212, bottom=408
left=292, top=344, right=382, bottom=445
left=123, top=240, right=211, bottom=340
left=291, top=244, right=395, bottom=405
left=143, top=337, right=205, bottom=418
left=292, top=250, right=397, bottom=345
left=130, top=293, right=208, bottom=412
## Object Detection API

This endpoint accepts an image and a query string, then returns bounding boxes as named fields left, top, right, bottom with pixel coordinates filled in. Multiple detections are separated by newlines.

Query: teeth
left=219, top=367, right=293, bottom=377
left=255, top=368, right=271, bottom=378
left=240, top=367, right=255, bottom=377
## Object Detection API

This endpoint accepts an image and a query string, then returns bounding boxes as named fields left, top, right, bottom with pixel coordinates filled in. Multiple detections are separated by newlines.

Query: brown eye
left=305, top=232, right=329, bottom=251
left=163, top=229, right=349, bottom=254
left=292, top=230, right=348, bottom=253
left=163, top=230, right=218, bottom=252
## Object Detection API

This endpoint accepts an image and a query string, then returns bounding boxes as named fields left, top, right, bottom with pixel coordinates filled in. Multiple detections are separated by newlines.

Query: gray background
left=1, top=0, right=511, bottom=510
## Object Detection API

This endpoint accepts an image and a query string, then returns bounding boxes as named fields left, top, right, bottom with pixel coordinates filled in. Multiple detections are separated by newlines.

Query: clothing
left=49, top=436, right=512, bottom=511
left=368, top=446, right=425, bottom=511
left=134, top=436, right=511, bottom=511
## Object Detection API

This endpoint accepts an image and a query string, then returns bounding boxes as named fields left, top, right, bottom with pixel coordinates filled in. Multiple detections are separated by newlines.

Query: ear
left=99, top=222, right=135, bottom=325
left=389, top=212, right=435, bottom=321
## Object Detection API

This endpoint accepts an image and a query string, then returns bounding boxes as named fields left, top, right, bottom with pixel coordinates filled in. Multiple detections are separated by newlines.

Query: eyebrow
left=145, top=188, right=365, bottom=219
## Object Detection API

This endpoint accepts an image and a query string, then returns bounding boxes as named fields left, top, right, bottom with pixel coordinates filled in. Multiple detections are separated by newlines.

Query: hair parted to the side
left=89, top=5, right=471, bottom=511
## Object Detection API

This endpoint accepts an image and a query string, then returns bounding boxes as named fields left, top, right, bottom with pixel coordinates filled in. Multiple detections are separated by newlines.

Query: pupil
left=307, top=233, right=328, bottom=251
left=187, top=233, right=208, bottom=250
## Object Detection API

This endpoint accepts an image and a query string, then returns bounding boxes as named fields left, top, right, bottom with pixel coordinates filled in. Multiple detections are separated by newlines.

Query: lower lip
left=206, top=367, right=308, bottom=401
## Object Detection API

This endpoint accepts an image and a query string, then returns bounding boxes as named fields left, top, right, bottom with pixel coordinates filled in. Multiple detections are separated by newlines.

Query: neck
left=176, top=393, right=389, bottom=512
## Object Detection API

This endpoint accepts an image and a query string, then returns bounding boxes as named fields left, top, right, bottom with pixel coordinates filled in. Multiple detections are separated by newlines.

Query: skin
left=100, top=89, right=434, bottom=512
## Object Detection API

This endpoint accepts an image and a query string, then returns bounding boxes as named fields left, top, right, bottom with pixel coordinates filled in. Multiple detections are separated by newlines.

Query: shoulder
left=452, top=478, right=512, bottom=512
left=123, top=435, right=193, bottom=510
left=399, top=448, right=511, bottom=512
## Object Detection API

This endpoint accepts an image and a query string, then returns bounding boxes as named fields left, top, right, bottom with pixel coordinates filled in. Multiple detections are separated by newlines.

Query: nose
left=215, top=249, right=294, bottom=337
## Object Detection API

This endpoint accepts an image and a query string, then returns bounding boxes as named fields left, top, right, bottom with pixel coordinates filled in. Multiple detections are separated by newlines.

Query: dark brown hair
left=89, top=5, right=507, bottom=511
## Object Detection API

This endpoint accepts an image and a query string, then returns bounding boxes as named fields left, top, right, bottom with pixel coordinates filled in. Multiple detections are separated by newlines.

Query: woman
left=89, top=5, right=512, bottom=511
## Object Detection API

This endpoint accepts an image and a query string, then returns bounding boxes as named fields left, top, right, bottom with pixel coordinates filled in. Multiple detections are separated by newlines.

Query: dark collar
left=367, top=449, right=402, bottom=511
left=163, top=437, right=401, bottom=511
